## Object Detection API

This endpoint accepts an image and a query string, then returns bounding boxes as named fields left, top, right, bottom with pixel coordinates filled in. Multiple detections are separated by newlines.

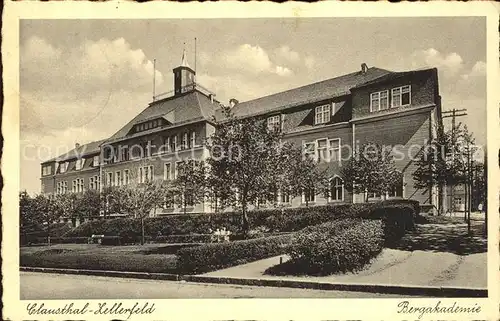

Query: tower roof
left=181, top=48, right=191, bottom=68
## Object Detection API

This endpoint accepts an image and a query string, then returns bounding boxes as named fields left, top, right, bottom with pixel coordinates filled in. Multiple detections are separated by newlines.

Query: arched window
left=330, top=177, right=344, bottom=201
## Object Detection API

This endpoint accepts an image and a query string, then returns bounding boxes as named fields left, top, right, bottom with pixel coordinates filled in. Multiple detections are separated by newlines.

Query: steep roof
left=106, top=90, right=218, bottom=142
left=352, top=67, right=437, bottom=89
left=231, top=67, right=392, bottom=118
left=42, top=139, right=106, bottom=164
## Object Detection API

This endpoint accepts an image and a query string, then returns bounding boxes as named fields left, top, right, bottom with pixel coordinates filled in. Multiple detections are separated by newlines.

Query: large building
left=41, top=54, right=444, bottom=216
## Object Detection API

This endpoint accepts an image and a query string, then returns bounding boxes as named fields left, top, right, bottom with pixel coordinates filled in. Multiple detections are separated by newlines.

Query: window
left=182, top=133, right=188, bottom=150
left=370, top=90, right=389, bottom=112
left=303, top=141, right=316, bottom=160
left=315, top=104, right=331, bottom=124
left=57, top=181, right=68, bottom=194
left=267, top=115, right=281, bottom=131
left=89, top=177, right=95, bottom=190
left=172, top=136, right=177, bottom=151
left=280, top=191, right=290, bottom=204
left=115, top=171, right=122, bottom=186
left=75, top=158, right=84, bottom=171
left=120, top=146, right=129, bottom=161
left=121, top=170, right=128, bottom=185
left=190, top=131, right=196, bottom=148
left=42, top=165, right=52, bottom=176
left=330, top=177, right=344, bottom=201
left=388, top=173, right=404, bottom=198
left=59, top=162, right=69, bottom=173
left=304, top=188, right=316, bottom=203
left=92, top=155, right=100, bottom=167
left=329, top=139, right=341, bottom=162
left=164, top=163, right=171, bottom=180
left=317, top=138, right=328, bottom=162
left=163, top=137, right=171, bottom=153
left=391, top=85, right=411, bottom=108
left=96, top=175, right=100, bottom=190
left=72, top=178, right=84, bottom=193
left=107, top=172, right=113, bottom=186
left=139, top=165, right=154, bottom=183
left=367, top=191, right=381, bottom=199
left=89, top=176, right=100, bottom=190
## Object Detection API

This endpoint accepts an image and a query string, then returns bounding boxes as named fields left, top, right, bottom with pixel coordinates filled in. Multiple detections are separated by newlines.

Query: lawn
left=20, top=243, right=192, bottom=274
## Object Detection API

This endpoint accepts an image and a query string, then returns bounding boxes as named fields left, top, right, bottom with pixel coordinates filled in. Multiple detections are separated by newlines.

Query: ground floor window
left=330, top=177, right=344, bottom=201
left=280, top=191, right=290, bottom=204
left=304, top=188, right=316, bottom=203
left=389, top=176, right=404, bottom=198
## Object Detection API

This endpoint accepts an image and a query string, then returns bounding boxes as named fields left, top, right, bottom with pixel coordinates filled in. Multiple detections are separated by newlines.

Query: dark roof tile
left=231, top=67, right=392, bottom=118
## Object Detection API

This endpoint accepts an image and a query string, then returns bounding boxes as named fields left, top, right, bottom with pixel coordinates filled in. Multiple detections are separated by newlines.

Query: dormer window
left=75, top=158, right=84, bottom=170
left=42, top=165, right=52, bottom=176
left=391, top=85, right=411, bottom=108
left=267, top=115, right=281, bottom=131
left=135, top=119, right=162, bottom=133
left=92, top=155, right=100, bottom=167
left=370, top=90, right=389, bottom=112
left=315, top=104, right=331, bottom=125
left=59, top=161, right=69, bottom=173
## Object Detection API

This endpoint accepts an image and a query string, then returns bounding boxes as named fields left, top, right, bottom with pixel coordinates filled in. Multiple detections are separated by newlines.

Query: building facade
left=41, top=56, right=443, bottom=216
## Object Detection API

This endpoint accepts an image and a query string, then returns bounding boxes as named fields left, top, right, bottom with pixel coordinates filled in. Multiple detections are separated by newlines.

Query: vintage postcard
left=2, top=1, right=499, bottom=320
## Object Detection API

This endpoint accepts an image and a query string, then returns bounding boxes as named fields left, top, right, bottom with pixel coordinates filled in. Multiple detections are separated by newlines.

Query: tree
left=30, top=194, right=64, bottom=245
left=278, top=142, right=329, bottom=206
left=341, top=142, right=403, bottom=202
left=172, top=159, right=206, bottom=214
left=413, top=123, right=475, bottom=214
left=118, top=180, right=169, bottom=245
left=20, top=191, right=34, bottom=228
left=20, top=191, right=36, bottom=243
left=75, top=189, right=101, bottom=233
left=207, top=105, right=284, bottom=234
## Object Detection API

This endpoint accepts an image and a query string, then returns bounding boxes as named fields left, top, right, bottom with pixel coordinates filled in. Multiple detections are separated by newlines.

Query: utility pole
left=483, top=145, right=487, bottom=236
left=466, top=141, right=472, bottom=235
left=442, top=108, right=467, bottom=216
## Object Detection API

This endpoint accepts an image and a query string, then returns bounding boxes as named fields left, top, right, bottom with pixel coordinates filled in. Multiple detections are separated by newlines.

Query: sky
left=20, top=17, right=487, bottom=194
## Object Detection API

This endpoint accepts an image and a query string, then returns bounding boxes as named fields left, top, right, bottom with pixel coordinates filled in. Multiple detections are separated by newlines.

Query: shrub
left=177, top=233, right=294, bottom=274
left=20, top=252, right=178, bottom=273
left=369, top=205, right=415, bottom=244
left=63, top=200, right=418, bottom=240
left=51, top=237, right=90, bottom=244
left=151, top=234, right=213, bottom=244
left=100, top=236, right=122, bottom=246
left=286, top=219, right=384, bottom=275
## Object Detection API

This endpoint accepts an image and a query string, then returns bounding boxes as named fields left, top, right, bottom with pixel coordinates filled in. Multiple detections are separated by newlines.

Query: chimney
left=75, top=143, right=80, bottom=149
left=209, top=93, right=215, bottom=104
left=361, top=63, right=368, bottom=74
left=229, top=98, right=239, bottom=108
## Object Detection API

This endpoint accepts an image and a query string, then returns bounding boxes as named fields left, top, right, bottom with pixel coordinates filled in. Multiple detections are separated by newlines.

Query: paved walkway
left=21, top=272, right=410, bottom=299
left=202, top=249, right=487, bottom=289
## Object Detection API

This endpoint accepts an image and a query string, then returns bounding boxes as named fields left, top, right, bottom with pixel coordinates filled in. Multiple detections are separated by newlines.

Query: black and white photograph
left=3, top=2, right=499, bottom=320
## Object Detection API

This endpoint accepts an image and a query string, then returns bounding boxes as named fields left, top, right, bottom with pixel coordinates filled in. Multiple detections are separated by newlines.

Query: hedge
left=63, top=200, right=418, bottom=240
left=21, top=236, right=90, bottom=245
left=20, top=252, right=178, bottom=274
left=285, top=219, right=384, bottom=275
left=177, top=233, right=294, bottom=274
left=369, top=205, right=415, bottom=244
